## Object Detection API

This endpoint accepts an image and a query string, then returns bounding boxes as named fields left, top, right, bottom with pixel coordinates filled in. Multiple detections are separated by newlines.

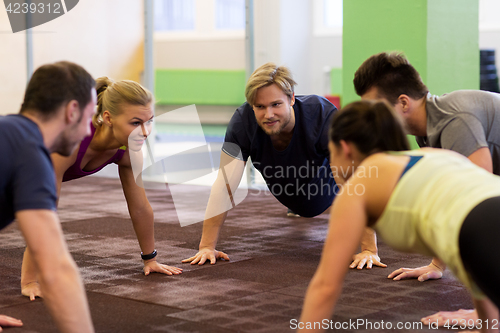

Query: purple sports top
left=62, top=124, right=127, bottom=182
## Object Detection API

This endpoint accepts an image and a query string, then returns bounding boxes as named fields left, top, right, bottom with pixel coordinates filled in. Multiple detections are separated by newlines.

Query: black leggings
left=459, top=196, right=500, bottom=308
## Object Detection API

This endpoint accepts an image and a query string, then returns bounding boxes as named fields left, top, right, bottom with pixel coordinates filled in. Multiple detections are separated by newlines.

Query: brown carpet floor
left=0, top=177, right=474, bottom=332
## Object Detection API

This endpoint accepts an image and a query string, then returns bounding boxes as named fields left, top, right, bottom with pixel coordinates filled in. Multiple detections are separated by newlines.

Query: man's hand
left=349, top=250, right=387, bottom=269
left=21, top=281, right=42, bottom=301
left=143, top=260, right=183, bottom=276
left=0, top=315, right=23, bottom=332
left=388, top=262, right=443, bottom=281
left=182, top=248, right=230, bottom=265
left=421, top=309, right=477, bottom=327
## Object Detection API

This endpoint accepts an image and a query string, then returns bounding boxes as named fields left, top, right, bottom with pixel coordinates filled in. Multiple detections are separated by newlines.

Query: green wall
left=342, top=0, right=479, bottom=105
left=342, top=0, right=479, bottom=150
left=155, top=69, right=247, bottom=105
left=330, top=67, right=343, bottom=97
left=426, top=0, right=479, bottom=96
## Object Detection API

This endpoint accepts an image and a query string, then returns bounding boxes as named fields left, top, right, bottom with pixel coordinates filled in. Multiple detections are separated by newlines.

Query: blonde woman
left=21, top=77, right=182, bottom=300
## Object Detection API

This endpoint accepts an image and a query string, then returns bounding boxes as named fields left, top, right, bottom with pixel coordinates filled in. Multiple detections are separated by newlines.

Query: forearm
left=360, top=227, right=378, bottom=253
left=474, top=297, right=499, bottom=333
left=39, top=256, right=94, bottom=333
left=17, top=210, right=93, bottom=332
left=199, top=176, right=234, bottom=249
left=129, top=206, right=155, bottom=255
left=299, top=275, right=340, bottom=332
left=21, top=247, right=39, bottom=286
left=199, top=212, right=228, bottom=249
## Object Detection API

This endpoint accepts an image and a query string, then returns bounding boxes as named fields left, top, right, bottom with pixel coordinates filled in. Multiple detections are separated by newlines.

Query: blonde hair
left=245, top=63, right=297, bottom=106
left=93, top=77, right=154, bottom=127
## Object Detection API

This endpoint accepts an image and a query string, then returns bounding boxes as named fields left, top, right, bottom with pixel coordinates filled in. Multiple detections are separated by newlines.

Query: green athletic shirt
left=374, top=150, right=500, bottom=299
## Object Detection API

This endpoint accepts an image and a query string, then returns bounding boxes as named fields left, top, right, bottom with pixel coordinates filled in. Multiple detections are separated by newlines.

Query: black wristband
left=141, top=249, right=157, bottom=260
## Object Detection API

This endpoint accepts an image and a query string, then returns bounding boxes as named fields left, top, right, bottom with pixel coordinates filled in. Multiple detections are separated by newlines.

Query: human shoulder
left=116, top=149, right=131, bottom=167
left=232, top=101, right=253, bottom=118
left=0, top=115, right=45, bottom=154
left=226, top=102, right=257, bottom=136
left=353, top=152, right=413, bottom=184
left=295, top=94, right=337, bottom=111
left=430, top=90, right=500, bottom=109
left=0, top=114, right=41, bottom=135
left=226, top=102, right=256, bottom=129
left=295, top=95, right=337, bottom=125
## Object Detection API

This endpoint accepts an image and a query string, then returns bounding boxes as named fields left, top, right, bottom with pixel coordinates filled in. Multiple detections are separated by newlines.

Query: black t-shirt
left=0, top=115, right=57, bottom=229
left=222, top=95, right=338, bottom=217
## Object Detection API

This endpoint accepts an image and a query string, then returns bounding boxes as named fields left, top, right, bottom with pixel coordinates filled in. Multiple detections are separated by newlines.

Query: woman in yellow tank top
left=298, top=100, right=500, bottom=333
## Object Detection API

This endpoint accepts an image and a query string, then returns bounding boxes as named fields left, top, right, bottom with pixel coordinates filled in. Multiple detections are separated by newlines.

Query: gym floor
left=0, top=176, right=474, bottom=332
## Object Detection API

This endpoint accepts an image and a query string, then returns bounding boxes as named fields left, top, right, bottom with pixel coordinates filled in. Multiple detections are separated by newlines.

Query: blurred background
left=1, top=0, right=500, bottom=184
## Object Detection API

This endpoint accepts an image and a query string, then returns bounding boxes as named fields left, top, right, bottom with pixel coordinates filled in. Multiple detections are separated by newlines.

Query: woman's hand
left=21, top=281, right=42, bottom=301
left=143, top=260, right=183, bottom=276
left=0, top=315, right=23, bottom=331
left=388, top=262, right=443, bottom=281
left=182, top=248, right=230, bottom=265
left=421, top=309, right=477, bottom=327
left=349, top=250, right=387, bottom=269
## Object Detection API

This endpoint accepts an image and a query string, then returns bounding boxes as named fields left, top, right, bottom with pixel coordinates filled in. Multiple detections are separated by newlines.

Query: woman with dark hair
left=298, top=100, right=499, bottom=332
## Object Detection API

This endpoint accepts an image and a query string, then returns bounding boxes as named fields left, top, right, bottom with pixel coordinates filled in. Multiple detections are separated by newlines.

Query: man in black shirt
left=0, top=61, right=96, bottom=332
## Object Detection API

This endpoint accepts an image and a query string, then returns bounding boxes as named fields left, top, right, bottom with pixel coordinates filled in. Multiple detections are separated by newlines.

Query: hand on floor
left=21, top=281, right=42, bottom=301
left=388, top=263, right=443, bottom=281
left=143, top=260, right=183, bottom=276
left=0, top=315, right=23, bottom=331
left=349, top=250, right=387, bottom=269
left=421, top=309, right=477, bottom=327
left=182, top=248, right=230, bottom=265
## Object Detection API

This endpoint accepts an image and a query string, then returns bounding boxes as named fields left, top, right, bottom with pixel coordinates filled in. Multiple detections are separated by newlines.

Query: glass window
left=154, top=0, right=195, bottom=31
left=215, top=0, right=245, bottom=30
left=324, top=0, right=342, bottom=28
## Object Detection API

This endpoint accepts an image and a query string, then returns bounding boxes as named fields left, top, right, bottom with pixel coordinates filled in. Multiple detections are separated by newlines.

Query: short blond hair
left=93, top=77, right=154, bottom=127
left=245, top=63, right=297, bottom=106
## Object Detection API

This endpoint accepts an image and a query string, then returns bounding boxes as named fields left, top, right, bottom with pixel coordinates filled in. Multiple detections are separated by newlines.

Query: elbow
left=309, top=275, right=342, bottom=301
left=38, top=255, right=79, bottom=288
left=130, top=205, right=154, bottom=221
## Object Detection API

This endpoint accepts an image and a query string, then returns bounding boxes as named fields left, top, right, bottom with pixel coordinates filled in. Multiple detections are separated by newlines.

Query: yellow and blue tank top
left=374, top=150, right=500, bottom=298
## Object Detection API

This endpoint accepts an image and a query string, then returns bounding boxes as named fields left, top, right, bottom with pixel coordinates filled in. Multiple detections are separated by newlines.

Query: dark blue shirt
left=0, top=115, right=57, bottom=229
left=222, top=95, right=338, bottom=217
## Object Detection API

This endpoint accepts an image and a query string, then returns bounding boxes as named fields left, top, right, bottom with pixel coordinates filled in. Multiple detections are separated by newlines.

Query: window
left=154, top=0, right=245, bottom=39
left=215, top=0, right=245, bottom=30
left=154, top=0, right=195, bottom=32
left=324, top=0, right=342, bottom=29
left=313, top=0, right=343, bottom=36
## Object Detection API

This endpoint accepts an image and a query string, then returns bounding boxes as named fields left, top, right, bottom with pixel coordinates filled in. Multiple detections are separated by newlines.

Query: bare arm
left=468, top=147, right=493, bottom=173
left=51, top=151, right=79, bottom=198
left=182, top=152, right=245, bottom=265
left=299, top=180, right=368, bottom=331
left=17, top=209, right=94, bottom=333
left=119, top=163, right=155, bottom=254
left=474, top=297, right=499, bottom=333
left=21, top=150, right=79, bottom=299
left=349, top=227, right=387, bottom=269
left=330, top=165, right=384, bottom=270
left=118, top=163, right=182, bottom=276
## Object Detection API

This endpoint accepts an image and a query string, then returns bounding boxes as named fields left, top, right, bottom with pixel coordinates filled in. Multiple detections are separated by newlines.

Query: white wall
left=0, top=9, right=29, bottom=115
left=3, top=0, right=498, bottom=117
left=154, top=0, right=331, bottom=96
left=0, top=0, right=144, bottom=115
left=154, top=38, right=245, bottom=69
left=153, top=0, right=500, bottom=99
left=479, top=0, right=500, bottom=67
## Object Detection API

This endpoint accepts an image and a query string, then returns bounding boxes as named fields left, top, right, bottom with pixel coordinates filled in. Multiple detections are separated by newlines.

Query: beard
left=258, top=111, right=292, bottom=136
left=50, top=127, right=81, bottom=156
